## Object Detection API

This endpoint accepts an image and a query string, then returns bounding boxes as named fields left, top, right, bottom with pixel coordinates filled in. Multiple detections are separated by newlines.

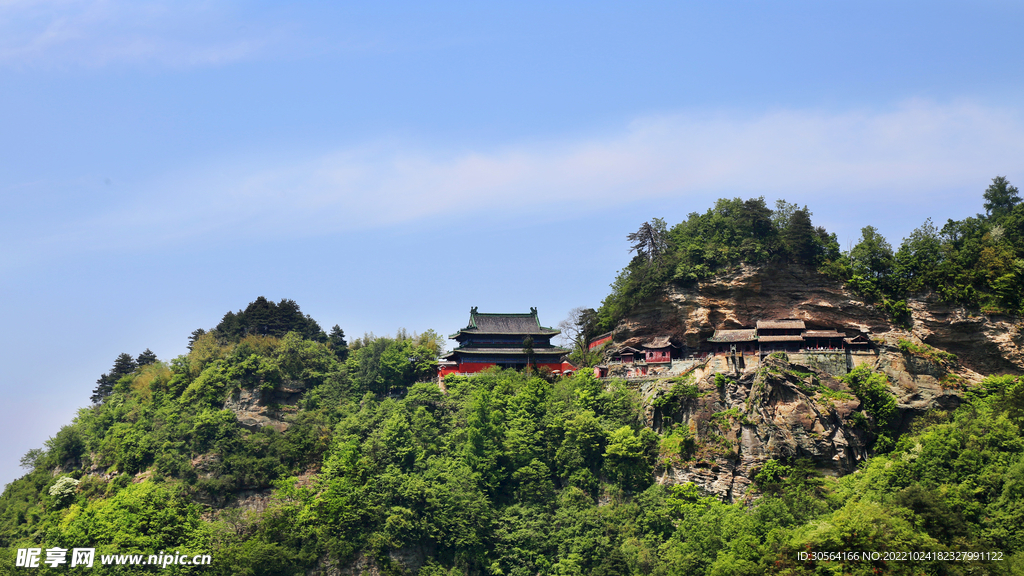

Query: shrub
left=48, top=476, right=80, bottom=506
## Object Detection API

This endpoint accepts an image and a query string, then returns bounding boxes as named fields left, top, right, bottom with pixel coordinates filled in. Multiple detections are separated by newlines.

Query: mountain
left=2, top=187, right=1024, bottom=574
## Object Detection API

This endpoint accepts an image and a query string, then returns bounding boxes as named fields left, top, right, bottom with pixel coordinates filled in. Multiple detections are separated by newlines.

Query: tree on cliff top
left=628, top=218, right=668, bottom=265
left=213, top=297, right=326, bottom=342
left=783, top=207, right=816, bottom=264
left=90, top=352, right=138, bottom=404
left=983, top=176, right=1021, bottom=221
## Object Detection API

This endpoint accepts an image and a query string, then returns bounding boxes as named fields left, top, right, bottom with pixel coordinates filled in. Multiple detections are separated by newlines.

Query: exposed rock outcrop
left=611, top=262, right=1023, bottom=376
left=613, top=262, right=1022, bottom=501
left=223, top=380, right=306, bottom=432
left=614, top=263, right=891, bottom=351
left=653, top=355, right=870, bottom=502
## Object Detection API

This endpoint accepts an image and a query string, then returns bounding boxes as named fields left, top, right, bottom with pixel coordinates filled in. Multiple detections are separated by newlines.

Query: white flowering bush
left=48, top=476, right=80, bottom=505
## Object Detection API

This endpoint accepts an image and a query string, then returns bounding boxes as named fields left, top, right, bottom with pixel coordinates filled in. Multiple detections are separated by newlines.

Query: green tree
left=558, top=307, right=600, bottom=367
left=328, top=324, right=349, bottom=361
left=628, top=218, right=669, bottom=265
left=214, top=297, right=326, bottom=342
left=136, top=348, right=158, bottom=366
left=772, top=199, right=800, bottom=231
left=522, top=336, right=534, bottom=371
left=894, top=218, right=942, bottom=293
left=851, top=225, right=894, bottom=280
left=783, top=207, right=816, bottom=263
left=91, top=352, right=138, bottom=404
left=983, top=176, right=1021, bottom=221
left=604, top=426, right=655, bottom=492
left=842, top=366, right=897, bottom=428
left=187, top=328, right=206, bottom=351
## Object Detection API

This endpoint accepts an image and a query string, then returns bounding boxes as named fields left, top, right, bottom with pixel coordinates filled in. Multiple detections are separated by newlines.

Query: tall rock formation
left=607, top=263, right=1023, bottom=501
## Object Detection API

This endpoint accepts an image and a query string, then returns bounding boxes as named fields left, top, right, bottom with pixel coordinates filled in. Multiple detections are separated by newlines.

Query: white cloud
left=193, top=100, right=1020, bottom=223
left=11, top=99, right=1024, bottom=263
left=0, top=0, right=279, bottom=68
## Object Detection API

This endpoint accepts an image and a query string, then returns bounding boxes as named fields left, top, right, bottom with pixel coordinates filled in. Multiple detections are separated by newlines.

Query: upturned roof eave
left=449, top=347, right=571, bottom=355
left=452, top=328, right=560, bottom=337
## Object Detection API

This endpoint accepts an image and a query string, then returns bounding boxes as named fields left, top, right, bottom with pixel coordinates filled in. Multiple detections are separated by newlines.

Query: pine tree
left=983, top=176, right=1021, bottom=221
left=213, top=297, right=326, bottom=342
left=90, top=353, right=138, bottom=404
left=783, top=207, right=816, bottom=263
left=187, top=328, right=206, bottom=351
left=136, top=349, right=157, bottom=366
left=328, top=325, right=349, bottom=361
left=627, top=218, right=668, bottom=265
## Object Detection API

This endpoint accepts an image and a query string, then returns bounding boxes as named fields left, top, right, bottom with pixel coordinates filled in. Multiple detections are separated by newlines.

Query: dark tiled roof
left=757, top=319, right=806, bottom=330
left=802, top=330, right=844, bottom=338
left=643, top=336, right=674, bottom=348
left=707, top=329, right=757, bottom=342
left=452, top=307, right=560, bottom=337
left=757, top=335, right=805, bottom=342
left=450, top=347, right=570, bottom=355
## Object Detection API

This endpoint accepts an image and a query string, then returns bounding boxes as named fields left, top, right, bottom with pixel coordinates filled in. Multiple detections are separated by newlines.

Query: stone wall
left=788, top=352, right=850, bottom=377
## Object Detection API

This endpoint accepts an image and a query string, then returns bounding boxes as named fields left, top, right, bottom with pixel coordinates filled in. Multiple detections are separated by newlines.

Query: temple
left=438, top=307, right=574, bottom=378
left=707, top=319, right=861, bottom=356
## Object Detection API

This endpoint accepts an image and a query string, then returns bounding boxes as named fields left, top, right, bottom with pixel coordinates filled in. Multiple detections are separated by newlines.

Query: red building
left=438, top=307, right=574, bottom=378
left=642, top=337, right=674, bottom=363
left=588, top=331, right=613, bottom=350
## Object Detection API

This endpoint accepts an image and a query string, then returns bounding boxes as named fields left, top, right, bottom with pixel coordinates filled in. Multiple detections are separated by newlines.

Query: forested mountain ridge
left=1, top=181, right=1023, bottom=575
left=596, top=177, right=1024, bottom=333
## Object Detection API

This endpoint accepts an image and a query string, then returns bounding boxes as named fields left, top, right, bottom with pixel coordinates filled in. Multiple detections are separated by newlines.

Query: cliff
left=608, top=263, right=1024, bottom=501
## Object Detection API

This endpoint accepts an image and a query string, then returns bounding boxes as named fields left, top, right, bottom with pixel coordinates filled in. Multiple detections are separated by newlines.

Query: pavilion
left=438, top=307, right=574, bottom=378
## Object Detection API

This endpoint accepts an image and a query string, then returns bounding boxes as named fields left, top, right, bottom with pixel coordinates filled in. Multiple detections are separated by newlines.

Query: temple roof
left=757, top=335, right=805, bottom=342
left=707, top=329, right=757, bottom=343
left=446, top=346, right=570, bottom=356
left=757, top=319, right=806, bottom=330
left=450, top=307, right=560, bottom=338
left=802, top=330, right=845, bottom=338
left=643, top=336, right=675, bottom=349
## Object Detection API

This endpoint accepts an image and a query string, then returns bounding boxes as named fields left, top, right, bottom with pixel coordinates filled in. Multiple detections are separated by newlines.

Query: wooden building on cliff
left=755, top=319, right=806, bottom=354
left=438, top=307, right=574, bottom=378
left=707, top=319, right=866, bottom=356
left=707, top=329, right=758, bottom=355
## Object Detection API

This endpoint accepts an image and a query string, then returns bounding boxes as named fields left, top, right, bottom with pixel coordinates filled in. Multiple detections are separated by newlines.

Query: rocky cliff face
left=652, top=355, right=868, bottom=502
left=612, top=263, right=1024, bottom=377
left=222, top=380, right=307, bottom=432
left=610, top=263, right=1023, bottom=501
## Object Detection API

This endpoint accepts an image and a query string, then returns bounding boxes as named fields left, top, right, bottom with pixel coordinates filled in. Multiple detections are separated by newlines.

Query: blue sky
left=2, top=0, right=1023, bottom=487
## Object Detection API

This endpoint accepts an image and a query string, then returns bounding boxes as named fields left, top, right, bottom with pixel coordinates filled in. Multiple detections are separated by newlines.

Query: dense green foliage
left=813, top=176, right=1024, bottom=319
left=597, top=198, right=840, bottom=330
left=4, top=310, right=1023, bottom=575
left=213, top=297, right=327, bottom=343
left=598, top=177, right=1024, bottom=329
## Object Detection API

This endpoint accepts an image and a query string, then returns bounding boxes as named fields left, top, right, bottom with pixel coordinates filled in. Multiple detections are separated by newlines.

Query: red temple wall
left=439, top=361, right=574, bottom=378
